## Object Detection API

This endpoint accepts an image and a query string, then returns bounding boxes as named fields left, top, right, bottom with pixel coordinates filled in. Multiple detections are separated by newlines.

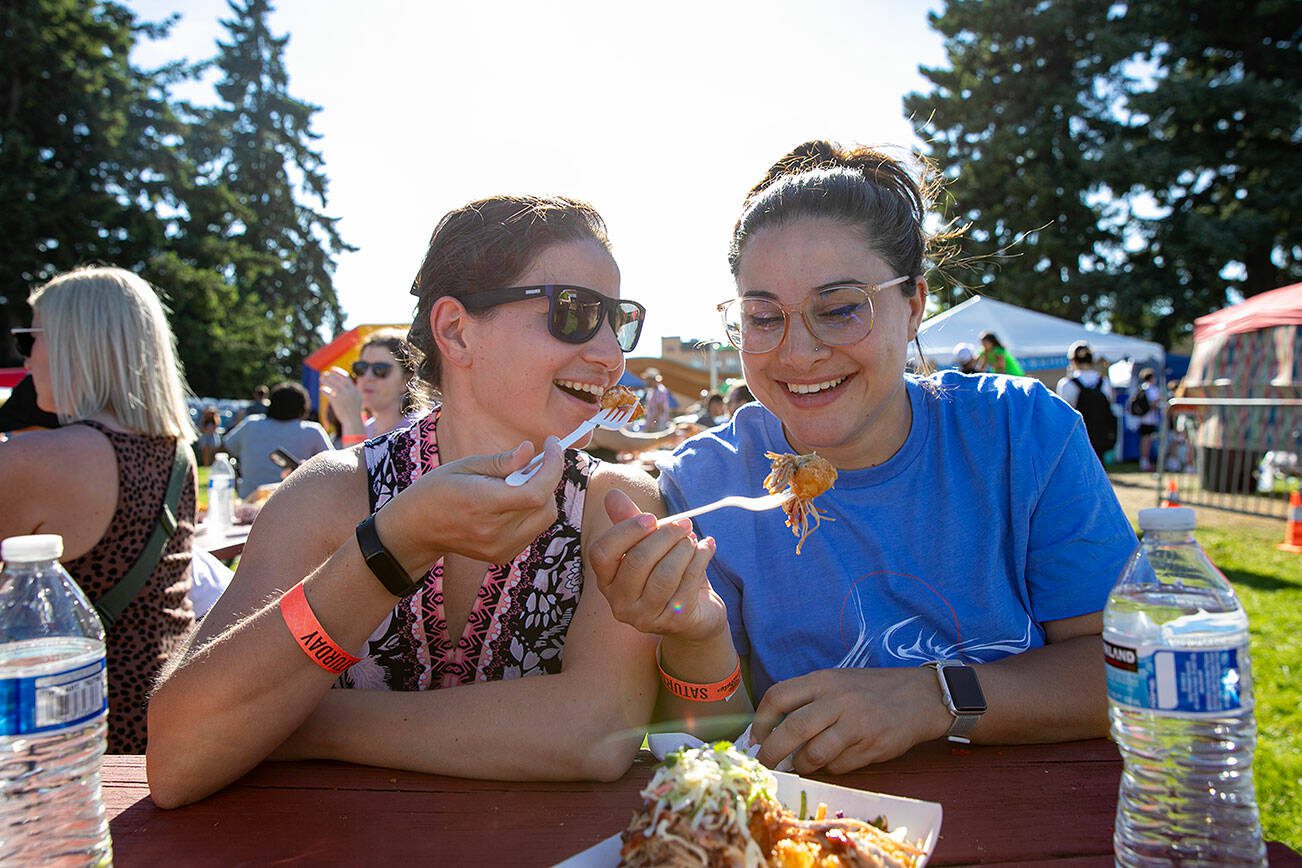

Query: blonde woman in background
left=0, top=266, right=198, bottom=753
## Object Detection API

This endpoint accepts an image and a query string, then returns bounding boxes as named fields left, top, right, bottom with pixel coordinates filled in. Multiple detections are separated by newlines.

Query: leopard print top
left=338, top=409, right=594, bottom=690
left=63, top=420, right=196, bottom=754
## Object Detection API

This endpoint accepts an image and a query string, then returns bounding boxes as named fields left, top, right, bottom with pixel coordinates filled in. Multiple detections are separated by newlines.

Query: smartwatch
left=925, top=661, right=987, bottom=744
left=355, top=513, right=419, bottom=597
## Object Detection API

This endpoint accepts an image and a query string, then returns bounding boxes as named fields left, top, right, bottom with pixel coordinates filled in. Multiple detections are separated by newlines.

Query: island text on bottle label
left=1105, top=639, right=1248, bottom=714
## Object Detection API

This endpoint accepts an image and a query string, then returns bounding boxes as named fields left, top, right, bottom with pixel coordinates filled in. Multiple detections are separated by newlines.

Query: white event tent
left=914, top=296, right=1164, bottom=377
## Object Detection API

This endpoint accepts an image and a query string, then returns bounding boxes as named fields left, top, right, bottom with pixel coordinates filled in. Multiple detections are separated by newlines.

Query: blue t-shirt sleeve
left=305, top=423, right=332, bottom=456
left=222, top=420, right=244, bottom=456
left=658, top=449, right=751, bottom=657
left=1025, top=406, right=1137, bottom=623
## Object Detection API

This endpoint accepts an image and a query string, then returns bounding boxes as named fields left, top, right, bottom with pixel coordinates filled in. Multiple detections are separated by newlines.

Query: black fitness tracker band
left=355, top=513, right=418, bottom=597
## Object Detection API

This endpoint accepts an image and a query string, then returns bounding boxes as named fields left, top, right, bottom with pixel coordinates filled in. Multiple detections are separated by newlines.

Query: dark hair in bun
left=729, top=140, right=957, bottom=288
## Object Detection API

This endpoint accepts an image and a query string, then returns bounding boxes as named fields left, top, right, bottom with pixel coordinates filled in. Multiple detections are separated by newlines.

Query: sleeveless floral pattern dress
left=337, top=410, right=594, bottom=690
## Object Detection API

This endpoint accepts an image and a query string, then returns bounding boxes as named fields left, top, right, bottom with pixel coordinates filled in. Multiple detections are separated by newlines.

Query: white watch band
left=925, top=661, right=985, bottom=744
left=943, top=710, right=981, bottom=744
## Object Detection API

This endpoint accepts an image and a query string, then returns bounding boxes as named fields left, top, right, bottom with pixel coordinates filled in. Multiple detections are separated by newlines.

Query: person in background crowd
left=0, top=266, right=198, bottom=753
left=1055, top=341, right=1116, bottom=463
left=1164, top=380, right=1190, bottom=473
left=196, top=405, right=223, bottom=467
left=977, top=331, right=1024, bottom=376
left=723, top=382, right=754, bottom=418
left=221, top=382, right=332, bottom=497
left=319, top=329, right=422, bottom=446
left=147, top=193, right=664, bottom=809
left=591, top=140, right=1134, bottom=775
left=1129, top=368, right=1162, bottom=472
left=953, top=342, right=980, bottom=374
left=231, top=384, right=270, bottom=427
left=641, top=367, right=672, bottom=430
left=696, top=392, right=726, bottom=427
left=0, top=373, right=60, bottom=435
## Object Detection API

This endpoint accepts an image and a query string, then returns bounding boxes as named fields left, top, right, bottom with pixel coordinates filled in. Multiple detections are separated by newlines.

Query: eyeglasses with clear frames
left=716, top=276, right=910, bottom=354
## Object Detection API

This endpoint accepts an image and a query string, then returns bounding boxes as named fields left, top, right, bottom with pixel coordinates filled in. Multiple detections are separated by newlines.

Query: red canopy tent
left=1185, top=283, right=1301, bottom=399
left=1182, top=283, right=1301, bottom=492
left=1193, top=282, right=1302, bottom=343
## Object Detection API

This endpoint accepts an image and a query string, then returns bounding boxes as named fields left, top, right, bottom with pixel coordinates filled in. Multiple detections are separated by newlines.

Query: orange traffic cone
left=1279, top=491, right=1302, bottom=553
left=1161, top=480, right=1181, bottom=508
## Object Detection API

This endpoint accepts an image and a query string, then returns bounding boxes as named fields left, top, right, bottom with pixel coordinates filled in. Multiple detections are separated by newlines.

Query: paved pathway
left=1107, top=468, right=1283, bottom=535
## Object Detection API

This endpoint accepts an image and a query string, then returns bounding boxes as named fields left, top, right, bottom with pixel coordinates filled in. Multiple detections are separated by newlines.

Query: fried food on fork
left=600, top=385, right=644, bottom=422
left=763, top=452, right=837, bottom=555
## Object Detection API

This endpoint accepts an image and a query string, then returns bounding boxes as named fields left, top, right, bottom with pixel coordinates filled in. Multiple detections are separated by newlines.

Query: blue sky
left=127, top=0, right=945, bottom=353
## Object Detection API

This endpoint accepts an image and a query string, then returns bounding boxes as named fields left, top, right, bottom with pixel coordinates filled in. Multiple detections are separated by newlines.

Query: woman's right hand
left=588, top=488, right=725, bottom=642
left=378, top=437, right=567, bottom=570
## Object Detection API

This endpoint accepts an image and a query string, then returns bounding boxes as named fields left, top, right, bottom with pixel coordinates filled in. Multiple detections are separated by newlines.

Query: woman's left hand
left=320, top=367, right=365, bottom=432
left=589, top=490, right=724, bottom=643
left=749, top=667, right=951, bottom=774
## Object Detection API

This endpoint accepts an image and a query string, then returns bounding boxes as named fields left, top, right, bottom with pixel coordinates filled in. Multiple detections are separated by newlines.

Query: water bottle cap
left=1137, top=506, right=1195, bottom=531
left=1, top=533, right=64, bottom=562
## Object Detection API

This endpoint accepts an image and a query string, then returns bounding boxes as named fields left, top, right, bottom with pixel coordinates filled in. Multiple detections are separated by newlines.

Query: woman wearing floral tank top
left=149, top=195, right=695, bottom=808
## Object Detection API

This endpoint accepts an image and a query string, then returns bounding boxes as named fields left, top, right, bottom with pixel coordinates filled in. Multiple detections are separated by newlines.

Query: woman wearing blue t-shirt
left=589, top=141, right=1136, bottom=775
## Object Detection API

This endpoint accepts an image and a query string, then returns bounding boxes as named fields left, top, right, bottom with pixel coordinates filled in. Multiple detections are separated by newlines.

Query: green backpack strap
left=94, top=440, right=192, bottom=630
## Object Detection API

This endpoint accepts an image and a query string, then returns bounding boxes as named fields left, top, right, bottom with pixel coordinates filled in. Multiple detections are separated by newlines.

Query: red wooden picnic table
left=192, top=523, right=250, bottom=560
left=104, top=739, right=1298, bottom=866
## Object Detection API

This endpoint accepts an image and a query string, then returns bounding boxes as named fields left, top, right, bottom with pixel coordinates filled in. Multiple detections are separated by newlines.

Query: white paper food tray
left=554, top=756, right=942, bottom=866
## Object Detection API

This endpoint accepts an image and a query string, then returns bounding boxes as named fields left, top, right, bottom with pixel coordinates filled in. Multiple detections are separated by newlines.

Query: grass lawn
left=1197, top=524, right=1301, bottom=850
left=196, top=465, right=209, bottom=510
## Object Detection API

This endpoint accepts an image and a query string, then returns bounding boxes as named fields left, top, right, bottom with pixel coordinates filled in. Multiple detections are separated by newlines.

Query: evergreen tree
left=906, top=0, right=1129, bottom=321
left=1098, top=0, right=1301, bottom=343
left=907, top=0, right=1301, bottom=345
left=197, top=0, right=352, bottom=380
left=0, top=0, right=178, bottom=353
left=0, top=1, right=344, bottom=394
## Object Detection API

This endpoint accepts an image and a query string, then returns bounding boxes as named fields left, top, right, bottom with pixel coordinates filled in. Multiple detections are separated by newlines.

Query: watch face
left=941, top=665, right=987, bottom=713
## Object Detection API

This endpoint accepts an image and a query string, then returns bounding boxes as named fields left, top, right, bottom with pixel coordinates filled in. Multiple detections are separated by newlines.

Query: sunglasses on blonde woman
left=10, top=328, right=42, bottom=358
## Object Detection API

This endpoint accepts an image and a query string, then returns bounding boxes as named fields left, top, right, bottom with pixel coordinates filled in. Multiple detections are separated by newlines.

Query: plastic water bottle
left=1104, top=507, right=1265, bottom=866
left=208, top=451, right=236, bottom=532
left=0, top=534, right=112, bottom=866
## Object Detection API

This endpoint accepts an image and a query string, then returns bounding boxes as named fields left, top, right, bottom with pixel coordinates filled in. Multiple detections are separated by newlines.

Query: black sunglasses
left=10, top=327, right=42, bottom=358
left=458, top=285, right=645, bottom=353
left=351, top=360, right=395, bottom=378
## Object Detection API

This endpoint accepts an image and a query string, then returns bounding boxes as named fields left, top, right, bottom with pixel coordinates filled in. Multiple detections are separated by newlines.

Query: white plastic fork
left=505, top=404, right=641, bottom=486
left=659, top=491, right=792, bottom=525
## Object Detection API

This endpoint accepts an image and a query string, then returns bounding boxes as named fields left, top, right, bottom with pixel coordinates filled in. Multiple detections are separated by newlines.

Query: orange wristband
left=657, top=645, right=742, bottom=703
left=341, top=434, right=366, bottom=446
left=279, top=580, right=361, bottom=674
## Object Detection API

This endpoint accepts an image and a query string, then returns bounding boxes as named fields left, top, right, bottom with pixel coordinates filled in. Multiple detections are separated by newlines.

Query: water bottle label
left=1105, top=639, right=1246, bottom=713
left=0, top=658, right=108, bottom=736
